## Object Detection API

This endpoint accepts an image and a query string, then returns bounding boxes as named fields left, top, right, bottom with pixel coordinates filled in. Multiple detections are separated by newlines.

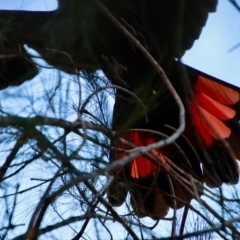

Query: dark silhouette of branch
left=0, top=134, right=27, bottom=182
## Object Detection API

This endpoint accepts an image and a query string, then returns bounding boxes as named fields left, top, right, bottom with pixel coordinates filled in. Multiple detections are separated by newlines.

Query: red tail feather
left=194, top=76, right=239, bottom=105
left=117, top=131, right=170, bottom=178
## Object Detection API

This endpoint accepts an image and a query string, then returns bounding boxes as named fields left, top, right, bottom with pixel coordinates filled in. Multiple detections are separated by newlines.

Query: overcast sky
left=1, top=0, right=240, bottom=86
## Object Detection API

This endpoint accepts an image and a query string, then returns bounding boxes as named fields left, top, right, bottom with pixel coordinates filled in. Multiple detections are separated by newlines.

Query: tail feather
left=189, top=101, right=231, bottom=146
left=185, top=69, right=240, bottom=187
left=130, top=176, right=169, bottom=219
left=202, top=146, right=239, bottom=187
left=108, top=130, right=203, bottom=219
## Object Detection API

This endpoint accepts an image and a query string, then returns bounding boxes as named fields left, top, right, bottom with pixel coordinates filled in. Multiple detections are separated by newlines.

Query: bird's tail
left=108, top=65, right=240, bottom=219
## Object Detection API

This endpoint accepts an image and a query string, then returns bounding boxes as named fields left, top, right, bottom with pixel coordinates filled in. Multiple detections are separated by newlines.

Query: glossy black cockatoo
left=1, top=0, right=240, bottom=219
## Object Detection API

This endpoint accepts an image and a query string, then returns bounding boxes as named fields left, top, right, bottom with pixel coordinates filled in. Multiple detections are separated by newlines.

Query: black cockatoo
left=1, top=0, right=240, bottom=219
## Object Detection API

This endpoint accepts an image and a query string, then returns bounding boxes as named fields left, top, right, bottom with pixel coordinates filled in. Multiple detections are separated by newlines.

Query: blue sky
left=1, top=0, right=240, bottom=87
left=0, top=0, right=57, bottom=11
left=183, top=0, right=240, bottom=87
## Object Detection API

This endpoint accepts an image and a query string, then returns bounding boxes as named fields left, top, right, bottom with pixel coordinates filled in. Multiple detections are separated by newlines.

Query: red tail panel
left=117, top=131, right=169, bottom=178
left=188, top=75, right=239, bottom=149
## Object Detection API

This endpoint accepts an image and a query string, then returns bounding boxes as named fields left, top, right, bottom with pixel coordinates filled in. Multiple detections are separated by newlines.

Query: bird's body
left=1, top=0, right=240, bottom=219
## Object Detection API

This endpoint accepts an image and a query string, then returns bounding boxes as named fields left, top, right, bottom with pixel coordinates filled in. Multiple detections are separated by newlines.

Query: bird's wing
left=0, top=0, right=218, bottom=88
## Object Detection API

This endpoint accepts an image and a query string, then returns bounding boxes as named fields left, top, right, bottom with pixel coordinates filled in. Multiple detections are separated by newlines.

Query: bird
left=2, top=0, right=239, bottom=220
